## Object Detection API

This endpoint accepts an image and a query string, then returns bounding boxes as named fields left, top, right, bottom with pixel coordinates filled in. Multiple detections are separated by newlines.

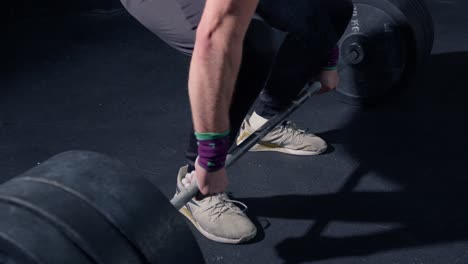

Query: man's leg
left=254, top=0, right=353, bottom=111
left=237, top=0, right=353, bottom=155
left=255, top=34, right=328, bottom=119
left=255, top=0, right=353, bottom=115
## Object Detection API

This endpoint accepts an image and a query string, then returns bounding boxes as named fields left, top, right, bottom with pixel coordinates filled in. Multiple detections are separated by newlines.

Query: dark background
left=3, top=0, right=468, bottom=263
left=6, top=0, right=121, bottom=16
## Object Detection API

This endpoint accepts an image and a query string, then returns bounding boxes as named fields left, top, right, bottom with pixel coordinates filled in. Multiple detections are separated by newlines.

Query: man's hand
left=318, top=69, right=340, bottom=94
left=194, top=162, right=229, bottom=196
left=180, top=157, right=229, bottom=196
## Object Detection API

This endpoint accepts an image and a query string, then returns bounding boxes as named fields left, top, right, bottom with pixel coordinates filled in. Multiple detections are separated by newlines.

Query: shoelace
left=182, top=173, right=248, bottom=220
left=201, top=194, right=248, bottom=220
left=277, top=121, right=309, bottom=145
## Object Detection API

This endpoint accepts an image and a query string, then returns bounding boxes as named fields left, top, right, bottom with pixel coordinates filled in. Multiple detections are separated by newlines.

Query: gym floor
left=2, top=0, right=468, bottom=263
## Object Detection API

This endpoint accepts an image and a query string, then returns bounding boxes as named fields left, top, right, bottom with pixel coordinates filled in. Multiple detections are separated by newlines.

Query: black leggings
left=185, top=0, right=353, bottom=170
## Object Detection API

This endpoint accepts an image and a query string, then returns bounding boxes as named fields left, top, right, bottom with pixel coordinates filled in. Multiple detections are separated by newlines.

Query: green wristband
left=194, top=130, right=230, bottom=141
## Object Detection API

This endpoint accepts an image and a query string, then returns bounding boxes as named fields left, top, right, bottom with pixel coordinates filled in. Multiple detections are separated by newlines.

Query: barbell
left=0, top=0, right=434, bottom=263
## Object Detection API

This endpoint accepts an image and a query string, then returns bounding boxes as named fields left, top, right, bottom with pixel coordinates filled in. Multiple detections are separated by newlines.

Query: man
left=121, top=0, right=353, bottom=244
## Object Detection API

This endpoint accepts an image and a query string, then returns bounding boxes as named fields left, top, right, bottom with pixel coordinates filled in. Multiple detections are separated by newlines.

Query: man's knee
left=257, top=0, right=353, bottom=45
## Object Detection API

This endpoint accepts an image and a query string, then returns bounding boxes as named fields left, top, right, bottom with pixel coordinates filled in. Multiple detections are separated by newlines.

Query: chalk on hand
left=182, top=178, right=189, bottom=187
left=186, top=173, right=193, bottom=181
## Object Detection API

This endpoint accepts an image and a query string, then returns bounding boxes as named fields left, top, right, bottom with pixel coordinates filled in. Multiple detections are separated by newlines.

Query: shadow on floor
left=240, top=52, right=468, bottom=263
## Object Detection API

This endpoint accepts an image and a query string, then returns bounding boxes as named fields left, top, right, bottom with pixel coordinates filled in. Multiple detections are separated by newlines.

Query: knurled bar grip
left=170, top=81, right=322, bottom=210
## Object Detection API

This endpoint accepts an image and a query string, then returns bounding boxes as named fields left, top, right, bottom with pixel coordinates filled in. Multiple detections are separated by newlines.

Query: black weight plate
left=388, top=0, right=434, bottom=62
left=0, top=242, right=37, bottom=264
left=0, top=179, right=145, bottom=264
left=337, top=1, right=409, bottom=104
left=382, top=0, right=434, bottom=96
left=336, top=0, right=434, bottom=105
left=15, top=151, right=205, bottom=264
left=0, top=202, right=93, bottom=264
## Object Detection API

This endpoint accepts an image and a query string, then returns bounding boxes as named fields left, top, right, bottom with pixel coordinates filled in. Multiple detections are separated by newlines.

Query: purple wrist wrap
left=323, top=46, right=340, bottom=69
left=197, top=137, right=230, bottom=172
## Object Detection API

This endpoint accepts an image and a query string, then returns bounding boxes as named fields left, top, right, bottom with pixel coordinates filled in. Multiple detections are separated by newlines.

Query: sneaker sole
left=179, top=206, right=257, bottom=244
left=249, top=143, right=327, bottom=156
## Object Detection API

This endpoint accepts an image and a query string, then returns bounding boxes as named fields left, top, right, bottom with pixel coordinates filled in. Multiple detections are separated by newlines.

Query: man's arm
left=188, top=0, right=258, bottom=195
left=189, top=0, right=258, bottom=133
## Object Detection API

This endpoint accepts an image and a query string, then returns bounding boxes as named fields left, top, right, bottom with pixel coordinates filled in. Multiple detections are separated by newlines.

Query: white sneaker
left=237, top=112, right=328, bottom=155
left=174, top=166, right=257, bottom=244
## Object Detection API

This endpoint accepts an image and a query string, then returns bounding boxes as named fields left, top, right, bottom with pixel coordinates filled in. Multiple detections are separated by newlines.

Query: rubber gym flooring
left=2, top=0, right=468, bottom=263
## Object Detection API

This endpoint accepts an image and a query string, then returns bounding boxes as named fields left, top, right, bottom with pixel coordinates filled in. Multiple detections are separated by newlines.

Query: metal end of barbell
left=348, top=42, right=364, bottom=64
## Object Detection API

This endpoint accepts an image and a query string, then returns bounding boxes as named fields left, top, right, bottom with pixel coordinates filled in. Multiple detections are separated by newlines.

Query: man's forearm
left=188, top=32, right=242, bottom=133
left=188, top=0, right=258, bottom=134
